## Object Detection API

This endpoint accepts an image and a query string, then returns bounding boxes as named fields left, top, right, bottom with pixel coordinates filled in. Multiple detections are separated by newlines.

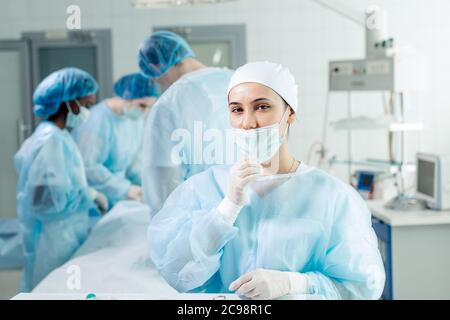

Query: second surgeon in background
left=138, top=31, right=234, bottom=216
left=72, top=73, right=160, bottom=207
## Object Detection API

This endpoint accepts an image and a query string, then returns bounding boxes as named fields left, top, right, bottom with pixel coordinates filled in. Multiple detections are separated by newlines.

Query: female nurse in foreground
left=148, top=61, right=385, bottom=300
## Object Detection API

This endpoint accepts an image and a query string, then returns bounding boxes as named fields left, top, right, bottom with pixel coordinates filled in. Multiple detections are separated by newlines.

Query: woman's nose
left=241, top=112, right=257, bottom=130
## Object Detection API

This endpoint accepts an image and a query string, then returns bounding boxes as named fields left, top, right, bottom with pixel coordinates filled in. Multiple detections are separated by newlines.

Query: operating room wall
left=1, top=0, right=449, bottom=185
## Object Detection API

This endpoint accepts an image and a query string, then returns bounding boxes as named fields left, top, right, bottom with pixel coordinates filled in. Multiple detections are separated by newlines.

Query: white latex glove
left=229, top=269, right=308, bottom=300
left=90, top=189, right=109, bottom=214
left=126, top=185, right=143, bottom=202
left=217, top=160, right=261, bottom=225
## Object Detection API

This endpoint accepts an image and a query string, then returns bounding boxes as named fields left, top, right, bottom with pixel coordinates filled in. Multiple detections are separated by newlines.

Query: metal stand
left=384, top=92, right=421, bottom=211
left=385, top=194, right=426, bottom=211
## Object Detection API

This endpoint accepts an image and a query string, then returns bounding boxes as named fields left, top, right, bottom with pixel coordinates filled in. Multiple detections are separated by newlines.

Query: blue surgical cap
left=113, top=73, right=160, bottom=100
left=138, top=31, right=195, bottom=78
left=33, top=67, right=99, bottom=118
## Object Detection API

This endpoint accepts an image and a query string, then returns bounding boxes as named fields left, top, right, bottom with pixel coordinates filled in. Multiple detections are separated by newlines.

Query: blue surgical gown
left=14, top=121, right=95, bottom=292
left=148, top=164, right=385, bottom=299
left=142, top=67, right=234, bottom=216
left=72, top=101, right=144, bottom=206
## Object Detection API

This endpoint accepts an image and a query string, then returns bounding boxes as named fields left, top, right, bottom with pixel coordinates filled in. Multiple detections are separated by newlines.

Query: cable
left=347, top=91, right=352, bottom=184
left=306, top=141, right=324, bottom=165
left=310, top=0, right=365, bottom=27
left=315, top=89, right=332, bottom=168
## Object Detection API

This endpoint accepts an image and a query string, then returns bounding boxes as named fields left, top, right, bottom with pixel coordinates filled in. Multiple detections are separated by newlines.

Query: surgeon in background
left=138, top=31, right=234, bottom=217
left=148, top=61, right=385, bottom=300
left=72, top=73, right=159, bottom=207
left=14, top=67, right=108, bottom=292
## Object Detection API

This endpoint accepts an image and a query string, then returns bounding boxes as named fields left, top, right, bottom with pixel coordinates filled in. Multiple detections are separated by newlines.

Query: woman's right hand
left=217, top=160, right=262, bottom=225
left=227, top=159, right=262, bottom=206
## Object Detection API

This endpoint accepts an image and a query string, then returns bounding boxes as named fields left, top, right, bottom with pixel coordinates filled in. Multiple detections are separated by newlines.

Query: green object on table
left=86, top=293, right=97, bottom=299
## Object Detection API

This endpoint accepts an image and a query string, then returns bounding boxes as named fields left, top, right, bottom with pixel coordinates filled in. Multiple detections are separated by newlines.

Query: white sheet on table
left=33, top=201, right=177, bottom=295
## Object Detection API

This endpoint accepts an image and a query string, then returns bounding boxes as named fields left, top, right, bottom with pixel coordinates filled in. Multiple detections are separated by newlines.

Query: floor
left=0, top=269, right=21, bottom=299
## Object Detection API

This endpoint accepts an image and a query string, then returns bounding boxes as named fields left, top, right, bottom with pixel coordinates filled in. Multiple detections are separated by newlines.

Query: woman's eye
left=231, top=107, right=243, bottom=113
left=256, top=104, right=271, bottom=111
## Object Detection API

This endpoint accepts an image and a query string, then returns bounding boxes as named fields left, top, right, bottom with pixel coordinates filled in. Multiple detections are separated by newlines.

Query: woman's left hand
left=229, top=269, right=291, bottom=300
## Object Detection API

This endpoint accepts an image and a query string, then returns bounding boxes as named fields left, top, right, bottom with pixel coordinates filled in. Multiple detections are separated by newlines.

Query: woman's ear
left=287, top=107, right=296, bottom=124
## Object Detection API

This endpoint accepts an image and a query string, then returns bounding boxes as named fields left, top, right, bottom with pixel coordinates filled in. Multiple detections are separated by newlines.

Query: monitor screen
left=357, top=172, right=375, bottom=192
left=417, top=159, right=435, bottom=197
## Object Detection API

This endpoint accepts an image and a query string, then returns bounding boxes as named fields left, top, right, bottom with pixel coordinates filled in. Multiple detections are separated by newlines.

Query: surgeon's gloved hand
left=217, top=160, right=262, bottom=225
left=229, top=269, right=308, bottom=300
left=126, top=185, right=143, bottom=202
left=90, top=188, right=109, bottom=214
left=228, top=159, right=262, bottom=206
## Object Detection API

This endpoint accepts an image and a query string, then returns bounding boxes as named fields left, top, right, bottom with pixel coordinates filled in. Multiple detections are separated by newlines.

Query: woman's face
left=68, top=94, right=97, bottom=114
left=228, top=82, right=295, bottom=130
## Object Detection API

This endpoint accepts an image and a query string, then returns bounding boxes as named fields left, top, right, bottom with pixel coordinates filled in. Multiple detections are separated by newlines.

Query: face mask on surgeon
left=65, top=100, right=90, bottom=129
left=232, top=108, right=290, bottom=164
left=123, top=105, right=143, bottom=120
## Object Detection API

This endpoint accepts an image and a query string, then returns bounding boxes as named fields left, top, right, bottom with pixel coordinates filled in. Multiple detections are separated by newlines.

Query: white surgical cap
left=227, top=61, right=299, bottom=112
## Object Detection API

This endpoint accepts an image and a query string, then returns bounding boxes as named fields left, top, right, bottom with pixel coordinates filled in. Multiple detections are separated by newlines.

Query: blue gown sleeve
left=148, top=178, right=238, bottom=292
left=126, top=153, right=142, bottom=186
left=303, top=187, right=385, bottom=300
left=27, top=134, right=94, bottom=221
left=74, top=122, right=131, bottom=203
left=126, top=123, right=144, bottom=186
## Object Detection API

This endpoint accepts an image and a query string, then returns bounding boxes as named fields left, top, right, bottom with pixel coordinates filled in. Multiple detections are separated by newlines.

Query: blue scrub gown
left=14, top=121, right=94, bottom=291
left=72, top=101, right=144, bottom=207
left=148, top=164, right=385, bottom=299
left=141, top=67, right=234, bottom=216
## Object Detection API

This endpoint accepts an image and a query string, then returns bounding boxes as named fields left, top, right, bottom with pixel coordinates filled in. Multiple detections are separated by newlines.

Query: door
left=0, top=40, right=32, bottom=219
left=22, top=30, right=113, bottom=127
left=154, top=24, right=246, bottom=69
